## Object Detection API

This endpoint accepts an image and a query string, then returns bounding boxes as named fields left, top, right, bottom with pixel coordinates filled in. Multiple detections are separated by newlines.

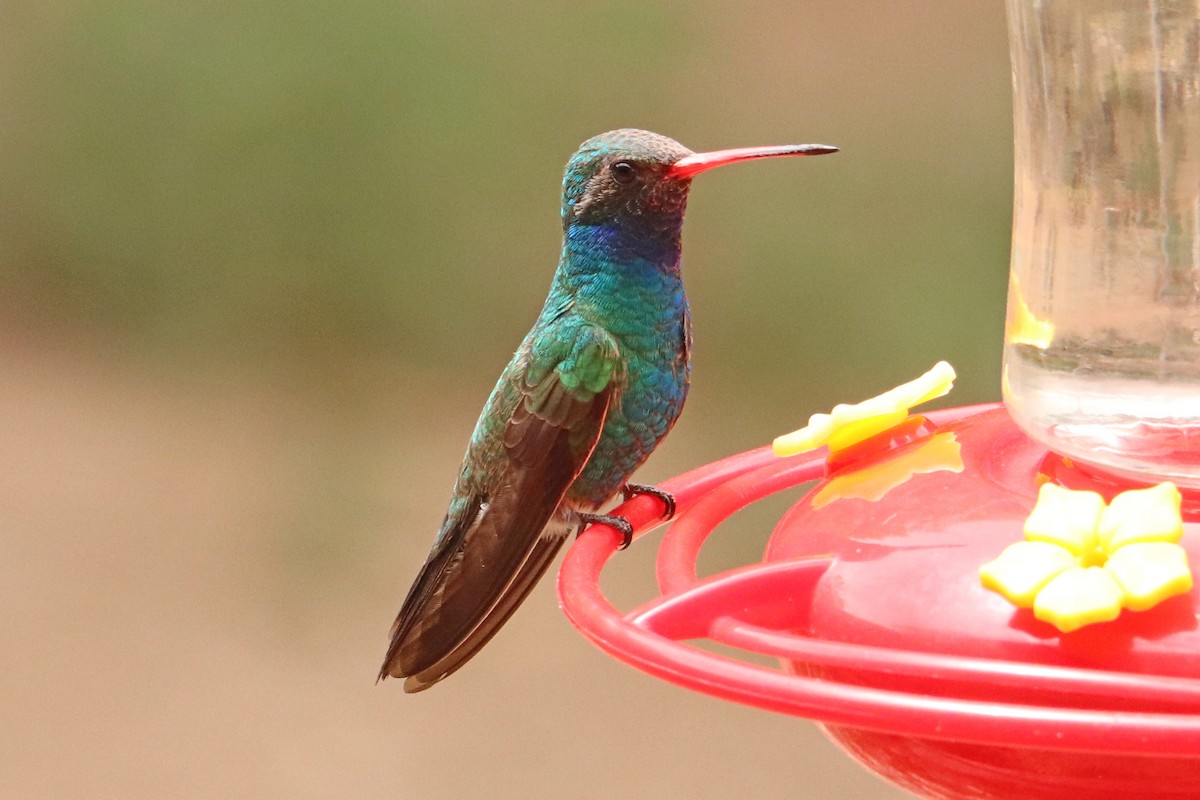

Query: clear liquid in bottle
left=1003, top=0, right=1200, bottom=487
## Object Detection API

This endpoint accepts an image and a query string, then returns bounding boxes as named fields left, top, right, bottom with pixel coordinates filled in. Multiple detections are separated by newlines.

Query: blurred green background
left=1, top=2, right=1011, bottom=798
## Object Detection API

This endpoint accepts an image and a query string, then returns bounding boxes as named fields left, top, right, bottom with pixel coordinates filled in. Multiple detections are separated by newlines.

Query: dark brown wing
left=399, top=528, right=567, bottom=692
left=379, top=329, right=619, bottom=691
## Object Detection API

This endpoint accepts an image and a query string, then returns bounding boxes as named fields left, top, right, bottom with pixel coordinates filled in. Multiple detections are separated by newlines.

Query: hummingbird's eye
left=610, top=161, right=637, bottom=185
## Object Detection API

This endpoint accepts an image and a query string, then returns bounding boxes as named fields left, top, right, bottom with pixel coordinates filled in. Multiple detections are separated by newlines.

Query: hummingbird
left=380, top=129, right=837, bottom=692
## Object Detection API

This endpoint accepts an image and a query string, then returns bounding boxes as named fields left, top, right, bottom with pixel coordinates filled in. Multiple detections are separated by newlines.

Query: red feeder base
left=557, top=404, right=1200, bottom=800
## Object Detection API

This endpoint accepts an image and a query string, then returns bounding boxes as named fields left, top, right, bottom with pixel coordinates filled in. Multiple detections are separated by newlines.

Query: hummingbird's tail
left=377, top=483, right=574, bottom=692
left=399, top=519, right=570, bottom=692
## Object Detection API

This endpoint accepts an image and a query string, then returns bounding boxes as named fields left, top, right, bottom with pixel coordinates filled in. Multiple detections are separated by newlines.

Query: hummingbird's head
left=560, top=129, right=838, bottom=258
left=561, top=129, right=695, bottom=234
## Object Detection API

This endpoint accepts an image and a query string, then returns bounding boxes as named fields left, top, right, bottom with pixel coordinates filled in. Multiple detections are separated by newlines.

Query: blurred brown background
left=1, top=2, right=1011, bottom=798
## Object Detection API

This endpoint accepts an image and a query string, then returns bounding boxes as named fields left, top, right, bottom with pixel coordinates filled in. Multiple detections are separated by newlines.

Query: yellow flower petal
left=772, top=414, right=835, bottom=456
left=1033, top=567, right=1124, bottom=633
left=979, top=540, right=1078, bottom=608
left=862, top=360, right=957, bottom=415
left=1023, top=483, right=1104, bottom=557
left=772, top=362, right=955, bottom=457
left=824, top=410, right=909, bottom=453
left=1097, top=482, right=1183, bottom=551
left=1104, top=542, right=1194, bottom=612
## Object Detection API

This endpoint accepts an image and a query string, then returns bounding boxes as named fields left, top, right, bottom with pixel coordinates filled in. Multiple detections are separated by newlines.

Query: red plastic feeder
left=557, top=403, right=1200, bottom=800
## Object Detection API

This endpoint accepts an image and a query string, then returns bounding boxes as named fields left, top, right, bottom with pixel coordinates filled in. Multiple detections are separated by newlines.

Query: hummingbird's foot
left=622, top=482, right=677, bottom=521
left=576, top=512, right=636, bottom=551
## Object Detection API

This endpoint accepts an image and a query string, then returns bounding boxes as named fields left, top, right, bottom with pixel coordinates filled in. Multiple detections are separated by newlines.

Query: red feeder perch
left=557, top=404, right=1200, bottom=800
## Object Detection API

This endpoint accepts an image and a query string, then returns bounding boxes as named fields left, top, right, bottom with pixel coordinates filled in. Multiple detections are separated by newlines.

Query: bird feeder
left=557, top=3, right=1200, bottom=798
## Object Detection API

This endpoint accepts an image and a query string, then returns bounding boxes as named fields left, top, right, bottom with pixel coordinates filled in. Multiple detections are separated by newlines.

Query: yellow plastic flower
left=980, top=482, right=1192, bottom=633
left=773, top=362, right=956, bottom=457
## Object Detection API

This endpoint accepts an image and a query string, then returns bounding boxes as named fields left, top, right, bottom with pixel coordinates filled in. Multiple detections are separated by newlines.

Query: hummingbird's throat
left=565, top=220, right=683, bottom=273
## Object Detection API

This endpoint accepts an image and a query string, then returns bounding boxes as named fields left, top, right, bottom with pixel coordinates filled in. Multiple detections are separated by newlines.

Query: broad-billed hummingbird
left=380, top=129, right=837, bottom=691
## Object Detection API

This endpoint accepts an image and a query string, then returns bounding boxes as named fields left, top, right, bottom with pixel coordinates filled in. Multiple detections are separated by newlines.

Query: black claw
left=622, top=482, right=676, bottom=520
left=577, top=512, right=635, bottom=550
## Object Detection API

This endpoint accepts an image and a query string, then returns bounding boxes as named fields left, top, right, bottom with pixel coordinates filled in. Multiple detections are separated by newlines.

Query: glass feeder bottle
left=1003, top=0, right=1200, bottom=488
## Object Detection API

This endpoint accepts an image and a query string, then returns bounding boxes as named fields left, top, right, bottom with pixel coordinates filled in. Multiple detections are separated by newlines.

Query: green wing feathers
left=508, top=326, right=622, bottom=462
